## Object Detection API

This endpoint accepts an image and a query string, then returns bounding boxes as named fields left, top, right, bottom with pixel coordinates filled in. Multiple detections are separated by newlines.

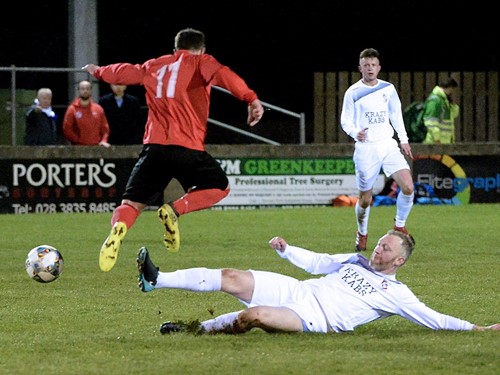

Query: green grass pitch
left=1, top=204, right=498, bottom=374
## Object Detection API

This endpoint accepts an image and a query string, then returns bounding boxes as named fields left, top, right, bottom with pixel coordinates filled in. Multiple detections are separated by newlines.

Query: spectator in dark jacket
left=99, top=84, right=144, bottom=145
left=24, top=88, right=58, bottom=145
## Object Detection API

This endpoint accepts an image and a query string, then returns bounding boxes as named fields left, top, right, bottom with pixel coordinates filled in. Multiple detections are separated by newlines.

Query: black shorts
left=122, top=144, right=229, bottom=205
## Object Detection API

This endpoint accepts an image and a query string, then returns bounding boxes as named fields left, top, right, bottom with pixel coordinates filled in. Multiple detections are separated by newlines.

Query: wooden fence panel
left=475, top=72, right=487, bottom=142
left=449, top=71, right=462, bottom=141
left=462, top=73, right=474, bottom=141
left=313, top=71, right=499, bottom=143
left=313, top=72, right=326, bottom=143
left=336, top=72, right=352, bottom=143
left=399, top=72, right=412, bottom=106
left=325, top=73, right=337, bottom=143
left=488, top=73, right=499, bottom=141
left=413, top=72, right=426, bottom=103
left=387, top=71, right=399, bottom=88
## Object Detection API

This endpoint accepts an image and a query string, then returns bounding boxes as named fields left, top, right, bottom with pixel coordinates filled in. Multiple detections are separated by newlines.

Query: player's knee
left=221, top=268, right=244, bottom=282
left=400, top=183, right=414, bottom=195
left=236, top=307, right=266, bottom=332
left=359, top=194, right=372, bottom=208
left=221, top=268, right=251, bottom=290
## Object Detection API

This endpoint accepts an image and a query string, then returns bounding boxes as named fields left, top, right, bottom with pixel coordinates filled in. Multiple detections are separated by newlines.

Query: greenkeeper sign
left=213, top=157, right=385, bottom=209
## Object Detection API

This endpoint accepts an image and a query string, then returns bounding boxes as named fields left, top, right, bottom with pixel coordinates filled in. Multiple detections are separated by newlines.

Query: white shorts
left=245, top=270, right=330, bottom=333
left=353, top=139, right=410, bottom=192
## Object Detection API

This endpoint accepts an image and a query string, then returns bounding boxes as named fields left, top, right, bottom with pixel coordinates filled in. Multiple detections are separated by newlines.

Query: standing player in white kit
left=340, top=48, right=415, bottom=252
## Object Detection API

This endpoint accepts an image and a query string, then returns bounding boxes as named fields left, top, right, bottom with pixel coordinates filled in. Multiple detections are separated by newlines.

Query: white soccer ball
left=25, top=245, right=64, bottom=283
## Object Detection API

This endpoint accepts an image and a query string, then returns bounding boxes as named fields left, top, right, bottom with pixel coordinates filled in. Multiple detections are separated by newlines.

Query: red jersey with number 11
left=93, top=50, right=258, bottom=151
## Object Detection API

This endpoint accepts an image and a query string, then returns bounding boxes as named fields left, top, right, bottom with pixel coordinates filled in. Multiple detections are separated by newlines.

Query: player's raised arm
left=268, top=236, right=287, bottom=252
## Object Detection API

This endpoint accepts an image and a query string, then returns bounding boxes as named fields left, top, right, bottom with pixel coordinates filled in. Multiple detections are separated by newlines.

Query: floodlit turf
left=1, top=204, right=499, bottom=374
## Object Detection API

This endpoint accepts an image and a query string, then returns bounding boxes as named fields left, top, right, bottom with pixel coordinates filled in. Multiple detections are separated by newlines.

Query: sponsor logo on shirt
left=341, top=267, right=377, bottom=296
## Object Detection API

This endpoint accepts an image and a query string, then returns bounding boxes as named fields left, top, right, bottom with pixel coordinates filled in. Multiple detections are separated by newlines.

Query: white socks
left=355, top=201, right=370, bottom=235
left=356, top=191, right=414, bottom=231
left=201, top=311, right=242, bottom=333
left=395, top=192, right=414, bottom=227
left=154, top=269, right=241, bottom=333
left=155, top=268, right=222, bottom=292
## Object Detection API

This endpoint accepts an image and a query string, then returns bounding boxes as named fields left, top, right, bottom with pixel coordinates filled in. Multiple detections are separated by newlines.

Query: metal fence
left=0, top=66, right=306, bottom=146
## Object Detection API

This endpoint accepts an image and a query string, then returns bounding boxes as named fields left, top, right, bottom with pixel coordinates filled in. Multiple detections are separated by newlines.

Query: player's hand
left=356, top=128, right=368, bottom=142
left=473, top=323, right=500, bottom=331
left=99, top=141, right=111, bottom=148
left=247, top=99, right=264, bottom=126
left=82, top=64, right=100, bottom=76
left=269, top=236, right=287, bottom=252
left=401, top=143, right=413, bottom=159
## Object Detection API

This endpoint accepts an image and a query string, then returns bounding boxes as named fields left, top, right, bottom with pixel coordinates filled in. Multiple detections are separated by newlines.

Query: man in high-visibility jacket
left=423, top=77, right=460, bottom=144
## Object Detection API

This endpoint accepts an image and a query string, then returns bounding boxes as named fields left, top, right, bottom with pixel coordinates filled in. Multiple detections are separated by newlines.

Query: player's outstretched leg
left=158, top=203, right=180, bottom=252
left=137, top=246, right=159, bottom=292
left=99, top=222, right=127, bottom=272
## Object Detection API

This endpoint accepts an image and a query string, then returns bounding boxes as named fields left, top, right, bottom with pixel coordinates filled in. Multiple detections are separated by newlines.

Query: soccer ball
left=25, top=245, right=64, bottom=283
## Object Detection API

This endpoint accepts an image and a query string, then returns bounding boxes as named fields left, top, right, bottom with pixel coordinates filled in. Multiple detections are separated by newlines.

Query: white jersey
left=278, top=245, right=474, bottom=332
left=340, top=79, right=409, bottom=144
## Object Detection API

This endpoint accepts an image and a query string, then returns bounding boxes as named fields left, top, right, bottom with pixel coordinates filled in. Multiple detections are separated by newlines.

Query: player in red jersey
left=84, top=28, right=264, bottom=272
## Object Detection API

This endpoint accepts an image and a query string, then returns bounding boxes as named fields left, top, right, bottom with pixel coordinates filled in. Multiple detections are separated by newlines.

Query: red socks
left=110, top=187, right=230, bottom=228
left=173, top=187, right=230, bottom=215
left=111, top=203, right=140, bottom=229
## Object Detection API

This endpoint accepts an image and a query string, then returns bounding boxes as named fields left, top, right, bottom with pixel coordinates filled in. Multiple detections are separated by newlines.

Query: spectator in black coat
left=24, top=88, right=58, bottom=145
left=99, top=84, right=145, bottom=145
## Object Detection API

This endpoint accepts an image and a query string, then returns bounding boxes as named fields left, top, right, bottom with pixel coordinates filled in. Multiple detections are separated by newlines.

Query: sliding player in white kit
left=136, top=231, right=500, bottom=334
left=340, top=48, right=415, bottom=252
